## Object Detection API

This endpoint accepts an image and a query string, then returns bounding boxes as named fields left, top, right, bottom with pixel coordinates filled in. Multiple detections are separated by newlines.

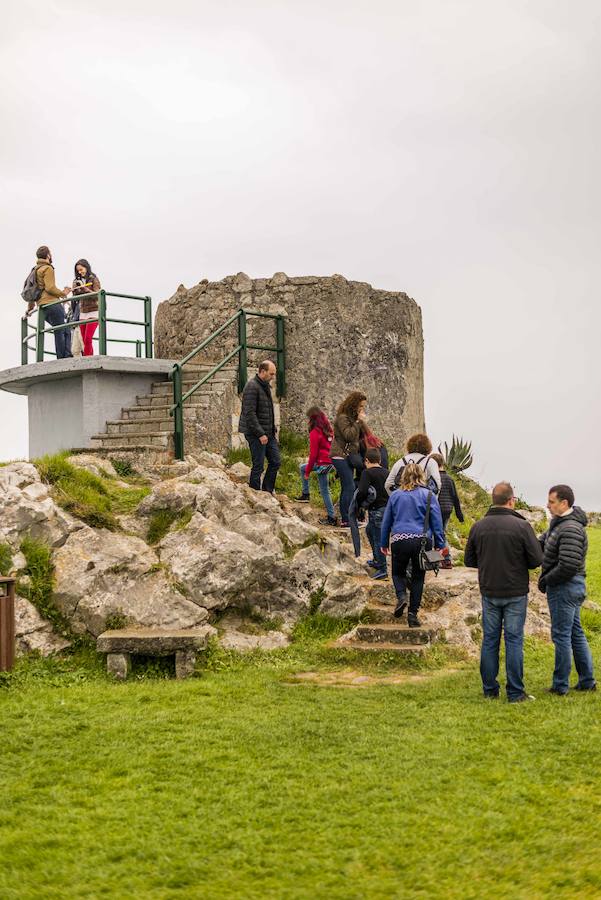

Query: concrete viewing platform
left=0, top=357, right=176, bottom=459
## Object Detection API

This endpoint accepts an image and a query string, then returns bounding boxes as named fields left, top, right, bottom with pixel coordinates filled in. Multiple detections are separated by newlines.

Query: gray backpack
left=21, top=265, right=42, bottom=304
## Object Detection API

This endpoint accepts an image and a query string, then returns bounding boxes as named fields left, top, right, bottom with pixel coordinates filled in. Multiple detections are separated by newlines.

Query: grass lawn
left=2, top=527, right=600, bottom=899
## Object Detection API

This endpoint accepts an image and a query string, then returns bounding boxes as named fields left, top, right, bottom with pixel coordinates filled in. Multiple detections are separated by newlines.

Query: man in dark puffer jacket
left=238, top=360, right=281, bottom=493
left=538, top=484, right=596, bottom=695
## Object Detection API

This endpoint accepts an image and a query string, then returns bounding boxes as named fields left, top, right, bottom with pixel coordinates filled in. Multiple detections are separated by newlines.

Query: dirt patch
left=282, top=667, right=463, bottom=688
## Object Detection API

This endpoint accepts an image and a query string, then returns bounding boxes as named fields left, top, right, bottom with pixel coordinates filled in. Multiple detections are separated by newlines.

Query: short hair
left=549, top=484, right=574, bottom=507
left=406, top=433, right=432, bottom=455
left=258, top=360, right=275, bottom=373
left=36, top=245, right=50, bottom=259
left=431, top=452, right=445, bottom=468
left=365, top=447, right=381, bottom=464
left=400, top=462, right=427, bottom=491
left=492, top=482, right=514, bottom=505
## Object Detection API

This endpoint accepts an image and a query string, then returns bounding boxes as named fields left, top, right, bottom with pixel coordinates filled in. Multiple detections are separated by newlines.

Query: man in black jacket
left=538, top=484, right=595, bottom=695
left=238, top=361, right=281, bottom=493
left=465, top=481, right=543, bottom=702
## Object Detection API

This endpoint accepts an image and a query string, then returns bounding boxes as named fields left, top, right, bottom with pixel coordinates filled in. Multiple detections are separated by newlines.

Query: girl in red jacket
left=295, top=406, right=338, bottom=525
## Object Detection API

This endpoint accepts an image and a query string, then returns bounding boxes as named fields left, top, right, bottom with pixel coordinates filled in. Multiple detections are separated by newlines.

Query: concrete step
left=106, top=419, right=173, bottom=435
left=150, top=380, right=229, bottom=396
left=353, top=623, right=432, bottom=645
left=91, top=431, right=172, bottom=449
left=121, top=405, right=198, bottom=421
left=136, top=393, right=213, bottom=407
left=337, top=640, right=428, bottom=656
left=363, top=602, right=398, bottom=624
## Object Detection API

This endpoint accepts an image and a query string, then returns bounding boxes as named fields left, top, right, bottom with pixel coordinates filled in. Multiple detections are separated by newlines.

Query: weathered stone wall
left=155, top=272, right=425, bottom=450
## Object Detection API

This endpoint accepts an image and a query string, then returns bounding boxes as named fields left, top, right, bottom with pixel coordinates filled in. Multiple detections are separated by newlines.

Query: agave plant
left=438, top=435, right=473, bottom=473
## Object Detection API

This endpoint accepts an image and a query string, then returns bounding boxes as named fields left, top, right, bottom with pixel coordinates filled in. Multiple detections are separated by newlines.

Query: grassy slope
left=2, top=625, right=601, bottom=899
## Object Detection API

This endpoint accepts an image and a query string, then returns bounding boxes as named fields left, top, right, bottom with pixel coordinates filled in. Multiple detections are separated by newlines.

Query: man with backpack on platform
left=22, top=246, right=72, bottom=359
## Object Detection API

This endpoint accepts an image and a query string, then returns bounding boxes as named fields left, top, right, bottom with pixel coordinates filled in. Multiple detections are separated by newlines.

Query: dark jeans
left=332, top=458, right=356, bottom=524
left=44, top=303, right=72, bottom=359
left=480, top=595, right=527, bottom=700
left=245, top=434, right=281, bottom=493
left=366, top=507, right=387, bottom=571
left=547, top=576, right=595, bottom=693
left=391, top=536, right=430, bottom=613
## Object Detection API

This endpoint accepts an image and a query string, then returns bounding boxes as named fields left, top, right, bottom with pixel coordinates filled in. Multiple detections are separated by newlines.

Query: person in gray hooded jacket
left=538, top=484, right=596, bottom=695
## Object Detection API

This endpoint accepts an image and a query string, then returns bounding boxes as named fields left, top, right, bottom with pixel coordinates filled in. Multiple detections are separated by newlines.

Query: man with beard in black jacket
left=465, top=481, right=543, bottom=702
left=538, top=484, right=596, bottom=695
left=238, top=360, right=281, bottom=493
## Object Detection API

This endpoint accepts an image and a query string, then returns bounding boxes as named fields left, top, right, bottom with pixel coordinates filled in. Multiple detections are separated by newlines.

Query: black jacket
left=238, top=375, right=276, bottom=438
left=356, top=466, right=389, bottom=510
left=538, top=506, right=588, bottom=592
left=438, top=472, right=464, bottom=522
left=464, top=507, right=543, bottom=598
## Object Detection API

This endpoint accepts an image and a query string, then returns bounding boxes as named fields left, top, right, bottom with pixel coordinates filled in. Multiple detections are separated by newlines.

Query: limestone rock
left=220, top=630, right=289, bottom=652
left=68, top=454, right=118, bottom=479
left=320, top=573, right=369, bottom=619
left=137, top=480, right=199, bottom=515
left=14, top=596, right=71, bottom=656
left=0, top=462, right=82, bottom=549
left=53, top=527, right=208, bottom=637
left=227, top=461, right=251, bottom=483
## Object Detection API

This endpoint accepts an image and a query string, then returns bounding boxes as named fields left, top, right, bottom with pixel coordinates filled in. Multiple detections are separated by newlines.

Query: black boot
left=393, top=599, right=407, bottom=619
left=294, top=494, right=310, bottom=503
left=408, top=611, right=422, bottom=628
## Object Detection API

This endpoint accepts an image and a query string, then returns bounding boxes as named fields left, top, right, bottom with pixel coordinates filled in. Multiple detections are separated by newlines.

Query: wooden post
left=0, top=577, right=16, bottom=672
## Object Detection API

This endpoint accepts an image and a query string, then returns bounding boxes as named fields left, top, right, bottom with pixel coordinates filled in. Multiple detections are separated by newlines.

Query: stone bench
left=96, top=626, right=214, bottom=680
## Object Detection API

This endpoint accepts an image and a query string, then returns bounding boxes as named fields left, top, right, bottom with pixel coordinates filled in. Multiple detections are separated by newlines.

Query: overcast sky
left=1, top=0, right=600, bottom=508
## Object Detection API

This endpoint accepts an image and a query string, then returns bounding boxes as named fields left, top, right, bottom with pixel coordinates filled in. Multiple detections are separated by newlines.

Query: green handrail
left=170, top=308, right=286, bottom=461
left=20, top=290, right=153, bottom=364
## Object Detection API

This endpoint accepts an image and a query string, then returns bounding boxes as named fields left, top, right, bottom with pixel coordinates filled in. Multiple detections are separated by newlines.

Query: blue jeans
left=331, top=458, right=355, bottom=524
left=480, top=595, right=527, bottom=700
left=245, top=434, right=281, bottom=493
left=43, top=303, right=72, bottom=359
left=547, top=576, right=595, bottom=693
left=366, top=507, right=386, bottom=571
left=299, top=463, right=335, bottom=519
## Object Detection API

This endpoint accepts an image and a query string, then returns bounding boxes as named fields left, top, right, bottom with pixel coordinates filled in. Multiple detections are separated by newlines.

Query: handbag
left=418, top=491, right=443, bottom=574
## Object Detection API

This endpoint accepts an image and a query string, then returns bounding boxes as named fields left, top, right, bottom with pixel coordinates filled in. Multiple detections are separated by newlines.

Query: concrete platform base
left=0, top=357, right=176, bottom=459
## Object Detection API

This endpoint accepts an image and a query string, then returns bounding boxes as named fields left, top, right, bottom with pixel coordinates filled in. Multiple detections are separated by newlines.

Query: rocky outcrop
left=155, top=272, right=425, bottom=451
left=1, top=458, right=366, bottom=650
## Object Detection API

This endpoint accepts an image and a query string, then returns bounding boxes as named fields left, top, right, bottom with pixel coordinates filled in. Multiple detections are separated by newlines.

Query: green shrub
left=18, top=538, right=71, bottom=636
left=110, top=458, right=138, bottom=479
left=146, top=507, right=193, bottom=545
left=0, top=543, right=13, bottom=576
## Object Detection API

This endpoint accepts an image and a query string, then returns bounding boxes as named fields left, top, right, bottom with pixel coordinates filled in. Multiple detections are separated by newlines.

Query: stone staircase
left=89, top=364, right=243, bottom=459
left=336, top=579, right=440, bottom=656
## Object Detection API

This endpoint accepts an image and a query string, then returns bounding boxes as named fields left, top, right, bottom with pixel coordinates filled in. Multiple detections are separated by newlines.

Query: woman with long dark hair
left=330, top=391, right=367, bottom=527
left=72, top=259, right=101, bottom=357
left=295, top=406, right=338, bottom=526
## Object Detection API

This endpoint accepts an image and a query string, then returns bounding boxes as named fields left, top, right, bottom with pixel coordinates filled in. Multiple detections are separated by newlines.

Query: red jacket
left=305, top=427, right=334, bottom=477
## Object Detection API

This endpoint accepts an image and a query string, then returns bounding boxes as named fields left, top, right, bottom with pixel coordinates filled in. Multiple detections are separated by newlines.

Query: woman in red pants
left=72, top=259, right=101, bottom=356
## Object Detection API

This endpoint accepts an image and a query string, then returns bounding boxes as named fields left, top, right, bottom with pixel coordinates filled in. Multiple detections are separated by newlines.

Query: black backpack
left=21, top=265, right=43, bottom=304
left=393, top=454, right=439, bottom=494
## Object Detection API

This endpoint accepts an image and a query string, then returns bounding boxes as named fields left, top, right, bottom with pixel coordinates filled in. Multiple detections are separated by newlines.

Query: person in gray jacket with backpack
left=238, top=360, right=281, bottom=493
left=538, top=484, right=596, bottom=695
left=385, top=433, right=441, bottom=496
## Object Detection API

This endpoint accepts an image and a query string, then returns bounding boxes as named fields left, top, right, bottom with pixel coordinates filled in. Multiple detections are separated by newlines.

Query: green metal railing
left=21, top=290, right=153, bottom=364
left=170, top=308, right=286, bottom=461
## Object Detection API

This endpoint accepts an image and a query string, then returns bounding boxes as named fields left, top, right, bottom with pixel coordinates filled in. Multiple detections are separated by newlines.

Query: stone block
left=175, top=650, right=197, bottom=678
left=107, top=652, right=131, bottom=680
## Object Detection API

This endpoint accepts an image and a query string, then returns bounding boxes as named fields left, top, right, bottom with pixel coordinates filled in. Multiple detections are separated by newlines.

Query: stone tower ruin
left=155, top=272, right=425, bottom=451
